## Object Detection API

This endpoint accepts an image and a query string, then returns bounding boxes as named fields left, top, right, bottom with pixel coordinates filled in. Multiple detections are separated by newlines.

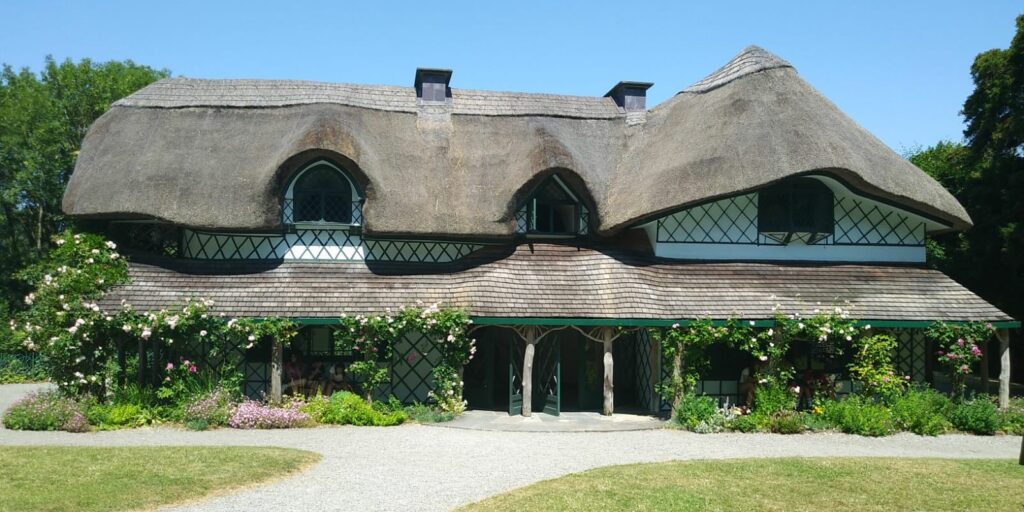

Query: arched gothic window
left=284, top=161, right=360, bottom=225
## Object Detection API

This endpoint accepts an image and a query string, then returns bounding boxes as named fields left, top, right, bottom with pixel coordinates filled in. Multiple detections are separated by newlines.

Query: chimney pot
left=415, top=68, right=452, bottom=104
left=605, top=81, right=653, bottom=112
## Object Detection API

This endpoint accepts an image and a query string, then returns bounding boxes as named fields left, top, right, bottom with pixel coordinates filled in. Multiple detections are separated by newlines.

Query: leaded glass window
left=758, top=178, right=834, bottom=244
left=292, top=165, right=353, bottom=224
left=523, top=175, right=587, bottom=236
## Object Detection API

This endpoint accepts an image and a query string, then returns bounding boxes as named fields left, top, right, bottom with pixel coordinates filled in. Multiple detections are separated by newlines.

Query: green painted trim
left=289, top=317, right=343, bottom=325
left=468, top=317, right=775, bottom=327
left=279, top=316, right=1019, bottom=329
left=467, top=317, right=1020, bottom=329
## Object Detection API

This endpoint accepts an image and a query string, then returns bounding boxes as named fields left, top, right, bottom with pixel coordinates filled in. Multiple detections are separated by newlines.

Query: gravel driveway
left=1, top=384, right=1020, bottom=512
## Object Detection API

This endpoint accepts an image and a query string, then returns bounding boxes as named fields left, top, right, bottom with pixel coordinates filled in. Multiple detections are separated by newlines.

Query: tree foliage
left=0, top=57, right=168, bottom=315
left=909, top=15, right=1024, bottom=322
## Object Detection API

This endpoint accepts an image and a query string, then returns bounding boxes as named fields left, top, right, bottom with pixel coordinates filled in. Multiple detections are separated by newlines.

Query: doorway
left=462, top=327, right=511, bottom=411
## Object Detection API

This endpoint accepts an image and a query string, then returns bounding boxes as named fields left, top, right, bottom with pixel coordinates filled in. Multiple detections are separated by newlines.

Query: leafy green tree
left=0, top=57, right=167, bottom=314
left=911, top=15, right=1024, bottom=323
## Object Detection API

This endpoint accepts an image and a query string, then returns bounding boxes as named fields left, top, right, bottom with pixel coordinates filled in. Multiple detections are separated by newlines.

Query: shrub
left=85, top=402, right=148, bottom=429
left=185, top=419, right=209, bottom=431
left=299, top=392, right=406, bottom=426
left=847, top=334, right=908, bottom=400
left=327, top=391, right=406, bottom=426
left=674, top=394, right=718, bottom=430
left=229, top=400, right=310, bottom=429
left=753, top=384, right=797, bottom=416
left=3, top=390, right=89, bottom=432
left=769, top=411, right=806, bottom=434
left=693, top=406, right=744, bottom=434
left=889, top=386, right=952, bottom=436
left=999, top=398, right=1024, bottom=435
left=182, top=387, right=237, bottom=427
left=949, top=399, right=1000, bottom=435
left=801, top=410, right=834, bottom=431
left=404, top=403, right=455, bottom=424
left=729, top=412, right=768, bottom=433
left=0, top=353, right=48, bottom=383
left=820, top=396, right=895, bottom=437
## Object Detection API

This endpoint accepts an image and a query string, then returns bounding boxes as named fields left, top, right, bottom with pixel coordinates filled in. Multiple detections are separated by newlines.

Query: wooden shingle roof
left=100, top=244, right=1013, bottom=322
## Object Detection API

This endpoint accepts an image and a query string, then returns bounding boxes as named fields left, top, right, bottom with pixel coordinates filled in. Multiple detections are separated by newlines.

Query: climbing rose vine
left=334, top=303, right=474, bottom=412
left=926, top=321, right=993, bottom=401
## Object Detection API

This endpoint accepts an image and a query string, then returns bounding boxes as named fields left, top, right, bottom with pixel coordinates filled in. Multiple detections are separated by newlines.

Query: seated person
left=306, top=360, right=325, bottom=395
left=283, top=351, right=306, bottom=395
left=324, top=362, right=356, bottom=395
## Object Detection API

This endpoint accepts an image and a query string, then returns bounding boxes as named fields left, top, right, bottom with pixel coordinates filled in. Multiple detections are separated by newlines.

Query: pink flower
left=189, top=365, right=198, bottom=374
left=956, top=338, right=964, bottom=347
left=959, top=364, right=969, bottom=373
left=971, top=345, right=982, bottom=356
left=947, top=353, right=957, bottom=360
left=166, top=362, right=174, bottom=371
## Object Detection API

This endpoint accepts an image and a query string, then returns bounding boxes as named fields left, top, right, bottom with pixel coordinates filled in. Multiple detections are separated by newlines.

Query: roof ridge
left=112, top=76, right=621, bottom=118
left=678, top=45, right=794, bottom=95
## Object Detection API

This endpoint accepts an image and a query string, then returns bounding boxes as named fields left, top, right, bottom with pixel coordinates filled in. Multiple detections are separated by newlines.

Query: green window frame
left=524, top=175, right=585, bottom=236
left=758, top=177, right=834, bottom=244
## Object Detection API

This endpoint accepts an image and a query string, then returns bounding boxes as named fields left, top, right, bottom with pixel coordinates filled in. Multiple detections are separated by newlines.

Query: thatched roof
left=101, top=243, right=1012, bottom=322
left=64, top=46, right=970, bottom=236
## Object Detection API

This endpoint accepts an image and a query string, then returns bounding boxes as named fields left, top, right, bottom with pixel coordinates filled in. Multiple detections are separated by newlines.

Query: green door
left=509, top=338, right=523, bottom=415
left=534, top=337, right=561, bottom=416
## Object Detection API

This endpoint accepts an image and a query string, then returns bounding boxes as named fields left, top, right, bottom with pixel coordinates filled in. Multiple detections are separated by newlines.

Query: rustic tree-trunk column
left=522, top=328, right=537, bottom=417
left=117, top=341, right=127, bottom=388
left=997, top=328, right=1011, bottom=409
left=270, top=336, right=283, bottom=405
left=649, top=331, right=660, bottom=413
left=137, top=339, right=146, bottom=386
left=980, top=337, right=990, bottom=395
left=602, top=327, right=615, bottom=416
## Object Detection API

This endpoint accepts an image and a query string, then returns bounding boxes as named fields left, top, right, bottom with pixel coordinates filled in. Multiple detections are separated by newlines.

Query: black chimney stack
left=605, top=81, right=653, bottom=112
left=415, top=68, right=452, bottom=104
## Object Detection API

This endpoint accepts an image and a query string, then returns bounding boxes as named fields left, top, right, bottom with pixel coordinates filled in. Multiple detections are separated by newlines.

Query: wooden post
left=270, top=336, right=283, bottom=405
left=137, top=339, right=146, bottom=386
left=117, top=341, right=127, bottom=388
left=522, top=328, right=537, bottom=417
left=649, top=331, right=661, bottom=413
left=601, top=328, right=615, bottom=416
left=980, top=337, right=990, bottom=395
left=997, top=328, right=1011, bottom=409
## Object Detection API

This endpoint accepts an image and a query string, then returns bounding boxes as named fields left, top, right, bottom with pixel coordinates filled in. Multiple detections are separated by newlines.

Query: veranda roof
left=64, top=46, right=970, bottom=237
left=99, top=244, right=1015, bottom=326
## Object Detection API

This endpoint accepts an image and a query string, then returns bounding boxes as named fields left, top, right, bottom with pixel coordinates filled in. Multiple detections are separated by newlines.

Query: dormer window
left=758, top=177, right=834, bottom=244
left=516, top=175, right=588, bottom=236
left=283, top=161, right=361, bottom=226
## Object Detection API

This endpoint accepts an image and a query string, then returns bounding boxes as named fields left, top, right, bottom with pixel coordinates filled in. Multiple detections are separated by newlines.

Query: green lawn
left=0, top=446, right=319, bottom=512
left=460, top=457, right=1024, bottom=512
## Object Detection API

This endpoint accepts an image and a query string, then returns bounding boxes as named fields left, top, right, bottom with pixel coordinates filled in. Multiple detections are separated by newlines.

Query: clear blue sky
left=2, top=1, right=1020, bottom=151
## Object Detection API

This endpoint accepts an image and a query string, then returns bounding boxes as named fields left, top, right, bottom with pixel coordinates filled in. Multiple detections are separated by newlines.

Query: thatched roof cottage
left=64, top=46, right=1016, bottom=415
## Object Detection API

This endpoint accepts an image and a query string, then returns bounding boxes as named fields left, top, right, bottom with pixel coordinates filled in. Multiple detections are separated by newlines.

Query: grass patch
left=0, top=446, right=319, bottom=512
left=460, top=457, right=1024, bottom=512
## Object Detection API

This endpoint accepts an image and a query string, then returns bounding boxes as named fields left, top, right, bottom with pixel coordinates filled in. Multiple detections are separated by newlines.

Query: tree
left=0, top=57, right=168, bottom=313
left=911, top=15, right=1024, bottom=323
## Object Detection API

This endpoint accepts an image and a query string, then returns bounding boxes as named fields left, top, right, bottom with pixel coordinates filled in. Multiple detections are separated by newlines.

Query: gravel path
left=1, top=384, right=1020, bottom=512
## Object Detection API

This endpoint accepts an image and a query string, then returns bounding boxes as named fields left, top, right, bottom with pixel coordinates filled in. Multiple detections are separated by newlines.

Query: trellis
left=656, top=191, right=927, bottom=246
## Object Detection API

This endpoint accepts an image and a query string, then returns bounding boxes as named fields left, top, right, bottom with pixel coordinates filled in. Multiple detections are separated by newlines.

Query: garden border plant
left=334, top=302, right=476, bottom=414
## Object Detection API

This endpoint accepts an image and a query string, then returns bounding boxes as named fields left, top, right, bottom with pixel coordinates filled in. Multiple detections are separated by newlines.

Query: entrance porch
left=462, top=326, right=660, bottom=417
